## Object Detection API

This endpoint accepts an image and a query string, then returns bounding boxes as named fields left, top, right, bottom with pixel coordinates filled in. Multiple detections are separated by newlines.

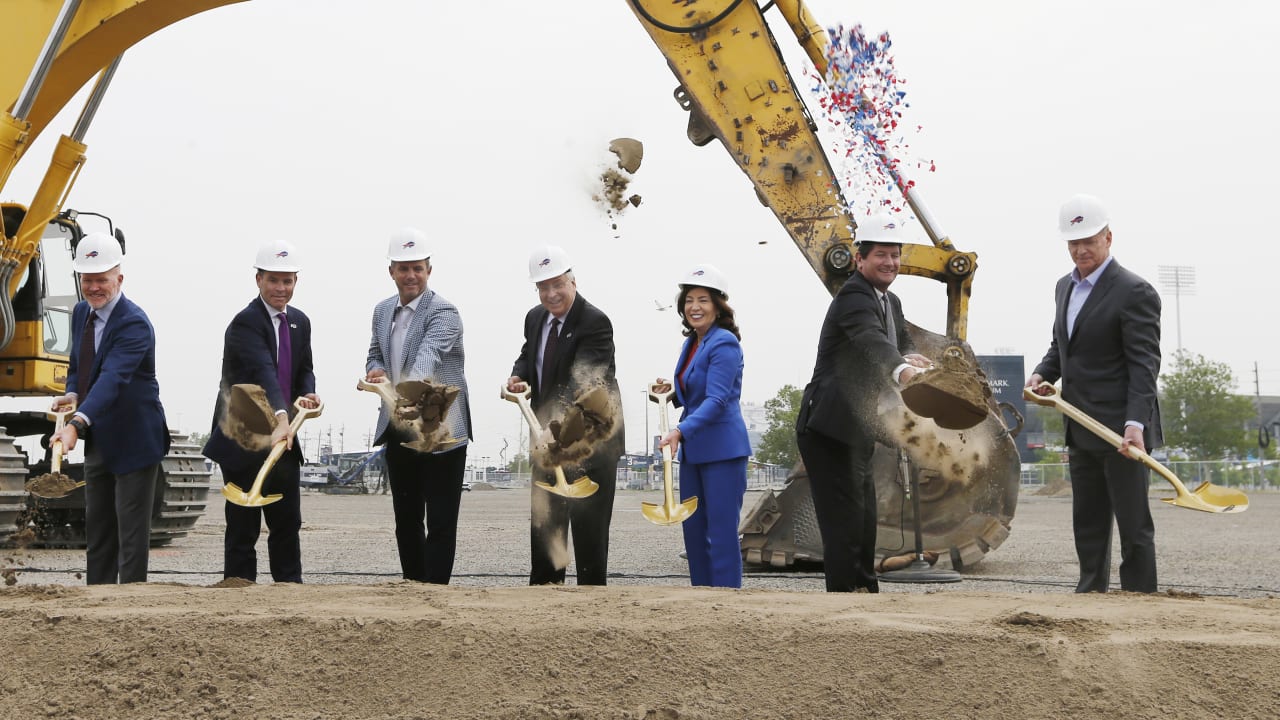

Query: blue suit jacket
left=672, top=325, right=751, bottom=464
left=203, top=298, right=316, bottom=472
left=66, top=295, right=170, bottom=475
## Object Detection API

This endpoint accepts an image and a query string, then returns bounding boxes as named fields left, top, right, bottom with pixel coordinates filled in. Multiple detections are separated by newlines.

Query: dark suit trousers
left=83, top=447, right=158, bottom=585
left=386, top=441, right=467, bottom=584
left=798, top=429, right=879, bottom=593
left=223, top=458, right=302, bottom=583
left=1068, top=446, right=1157, bottom=593
left=530, top=456, right=616, bottom=585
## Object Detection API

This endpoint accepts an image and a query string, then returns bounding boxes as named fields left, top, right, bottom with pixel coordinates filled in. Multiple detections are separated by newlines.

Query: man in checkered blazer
left=364, top=228, right=473, bottom=584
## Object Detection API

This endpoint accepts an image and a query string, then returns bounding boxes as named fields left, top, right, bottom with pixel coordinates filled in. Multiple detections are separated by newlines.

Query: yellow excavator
left=0, top=1, right=230, bottom=546
left=1, top=0, right=1020, bottom=566
left=626, top=0, right=1021, bottom=569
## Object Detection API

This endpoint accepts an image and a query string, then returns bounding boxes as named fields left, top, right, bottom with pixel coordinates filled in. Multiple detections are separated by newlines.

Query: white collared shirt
left=390, top=291, right=426, bottom=386
left=1066, top=255, right=1115, bottom=339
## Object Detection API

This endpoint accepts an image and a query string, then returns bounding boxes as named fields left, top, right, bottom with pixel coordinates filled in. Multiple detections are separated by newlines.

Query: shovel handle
left=1022, top=383, right=1191, bottom=494
left=243, top=398, right=324, bottom=500
left=45, top=407, right=72, bottom=474
left=356, top=377, right=399, bottom=408
left=500, top=384, right=544, bottom=432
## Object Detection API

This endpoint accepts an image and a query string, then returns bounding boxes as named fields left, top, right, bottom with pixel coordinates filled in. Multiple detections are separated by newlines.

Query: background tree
left=506, top=452, right=530, bottom=474
left=1161, top=351, right=1254, bottom=459
left=755, top=384, right=803, bottom=469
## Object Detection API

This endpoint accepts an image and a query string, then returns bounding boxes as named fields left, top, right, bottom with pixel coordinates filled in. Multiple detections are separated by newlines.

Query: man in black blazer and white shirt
left=1027, top=193, right=1162, bottom=593
left=203, top=239, right=320, bottom=583
left=795, top=213, right=931, bottom=592
left=507, top=245, right=623, bottom=585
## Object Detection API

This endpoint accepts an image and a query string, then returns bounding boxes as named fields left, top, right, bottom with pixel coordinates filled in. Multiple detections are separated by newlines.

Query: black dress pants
left=798, top=429, right=879, bottom=593
left=385, top=441, right=468, bottom=584
left=223, top=458, right=302, bottom=583
left=1068, top=446, right=1157, bottom=593
left=84, top=446, right=158, bottom=585
left=530, top=455, right=616, bottom=585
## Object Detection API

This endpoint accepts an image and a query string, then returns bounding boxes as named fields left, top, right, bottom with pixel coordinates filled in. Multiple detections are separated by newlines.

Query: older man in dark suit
left=52, top=233, right=170, bottom=585
left=364, top=227, right=472, bottom=584
left=1027, top=193, right=1162, bottom=593
left=795, top=213, right=931, bottom=593
left=203, top=239, right=320, bottom=583
left=506, top=245, right=623, bottom=586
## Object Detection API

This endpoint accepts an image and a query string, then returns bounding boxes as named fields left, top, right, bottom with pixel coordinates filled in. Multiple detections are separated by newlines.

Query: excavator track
left=0, top=420, right=212, bottom=548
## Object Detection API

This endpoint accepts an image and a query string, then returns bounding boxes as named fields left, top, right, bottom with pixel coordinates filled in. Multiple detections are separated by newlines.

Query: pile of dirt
left=1, top=583, right=1277, bottom=719
left=535, top=385, right=619, bottom=469
left=394, top=379, right=462, bottom=453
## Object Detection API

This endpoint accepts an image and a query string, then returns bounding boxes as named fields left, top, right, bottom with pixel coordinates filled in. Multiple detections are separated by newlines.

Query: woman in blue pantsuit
left=654, top=264, right=752, bottom=588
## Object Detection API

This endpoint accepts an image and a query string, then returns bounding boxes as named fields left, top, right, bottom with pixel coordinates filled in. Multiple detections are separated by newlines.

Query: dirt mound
left=1, top=584, right=1278, bottom=719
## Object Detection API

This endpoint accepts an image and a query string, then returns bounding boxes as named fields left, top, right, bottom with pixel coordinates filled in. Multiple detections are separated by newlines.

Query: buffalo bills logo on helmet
left=538, top=257, right=551, bottom=267
left=1069, top=215, right=1085, bottom=225
left=275, top=250, right=289, bottom=258
left=85, top=250, right=100, bottom=258
left=401, top=241, right=415, bottom=249
left=883, top=222, right=897, bottom=230
left=692, top=270, right=705, bottom=276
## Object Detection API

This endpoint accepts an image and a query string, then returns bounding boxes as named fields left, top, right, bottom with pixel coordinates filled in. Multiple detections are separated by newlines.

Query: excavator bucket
left=740, top=333, right=1021, bottom=571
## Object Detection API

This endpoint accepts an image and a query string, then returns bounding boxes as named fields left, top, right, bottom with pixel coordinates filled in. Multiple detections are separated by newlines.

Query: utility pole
left=1157, top=265, right=1196, bottom=354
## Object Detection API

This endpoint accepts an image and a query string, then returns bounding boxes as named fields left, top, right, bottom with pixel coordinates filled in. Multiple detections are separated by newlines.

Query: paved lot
left=8, top=485, right=1277, bottom=597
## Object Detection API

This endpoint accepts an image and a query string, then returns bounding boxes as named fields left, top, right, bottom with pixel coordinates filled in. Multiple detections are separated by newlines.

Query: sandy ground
left=2, top=486, right=1279, bottom=719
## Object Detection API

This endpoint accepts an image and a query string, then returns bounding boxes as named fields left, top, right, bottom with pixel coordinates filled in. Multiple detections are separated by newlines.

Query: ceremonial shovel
left=641, top=385, right=698, bottom=525
left=500, top=385, right=598, bottom=498
left=1024, top=383, right=1247, bottom=513
left=25, top=407, right=84, bottom=499
left=222, top=398, right=324, bottom=507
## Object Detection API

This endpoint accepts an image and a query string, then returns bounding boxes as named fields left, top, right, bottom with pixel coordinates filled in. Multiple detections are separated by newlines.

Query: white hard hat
left=528, top=245, right=572, bottom=283
left=72, top=233, right=123, bottom=273
left=387, top=227, right=430, bottom=262
left=254, top=239, right=301, bottom=272
left=1058, top=194, right=1109, bottom=241
left=855, top=211, right=911, bottom=245
left=679, top=263, right=729, bottom=297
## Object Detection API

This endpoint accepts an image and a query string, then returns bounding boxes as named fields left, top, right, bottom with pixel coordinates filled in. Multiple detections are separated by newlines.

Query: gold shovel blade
left=535, top=465, right=598, bottom=498
left=221, top=481, right=284, bottom=507
left=1163, top=481, right=1249, bottom=514
left=25, top=474, right=85, bottom=499
left=640, top=496, right=698, bottom=526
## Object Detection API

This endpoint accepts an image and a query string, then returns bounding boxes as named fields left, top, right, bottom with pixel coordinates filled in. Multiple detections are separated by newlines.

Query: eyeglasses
left=536, top=278, right=571, bottom=295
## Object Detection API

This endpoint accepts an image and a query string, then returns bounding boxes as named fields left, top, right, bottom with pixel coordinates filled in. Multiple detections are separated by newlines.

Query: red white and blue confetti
left=809, top=24, right=935, bottom=218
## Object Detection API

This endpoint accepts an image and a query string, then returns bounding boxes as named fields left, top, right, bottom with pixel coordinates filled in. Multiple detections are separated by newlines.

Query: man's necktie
left=882, top=294, right=898, bottom=350
left=277, top=312, right=293, bottom=404
left=77, top=311, right=97, bottom=398
left=541, top=318, right=560, bottom=387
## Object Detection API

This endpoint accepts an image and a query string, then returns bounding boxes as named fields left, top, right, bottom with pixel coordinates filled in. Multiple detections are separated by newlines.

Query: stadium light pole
left=1158, top=265, right=1196, bottom=354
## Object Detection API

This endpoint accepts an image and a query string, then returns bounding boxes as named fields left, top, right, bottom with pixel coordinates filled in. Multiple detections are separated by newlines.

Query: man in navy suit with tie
left=507, top=245, right=624, bottom=585
left=203, top=239, right=321, bottom=583
left=1027, top=194, right=1162, bottom=593
left=52, top=233, right=170, bottom=584
left=364, top=227, right=472, bottom=584
left=795, top=213, right=932, bottom=592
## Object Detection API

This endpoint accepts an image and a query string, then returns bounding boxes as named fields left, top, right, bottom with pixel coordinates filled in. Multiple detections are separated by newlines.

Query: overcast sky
left=7, top=0, right=1278, bottom=465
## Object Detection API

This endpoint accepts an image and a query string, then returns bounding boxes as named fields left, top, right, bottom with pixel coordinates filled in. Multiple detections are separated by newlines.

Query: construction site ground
left=2, top=487, right=1278, bottom=719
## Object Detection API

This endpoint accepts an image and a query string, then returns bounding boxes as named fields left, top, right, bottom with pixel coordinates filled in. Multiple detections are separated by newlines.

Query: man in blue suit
left=364, top=227, right=472, bottom=584
left=795, top=213, right=931, bottom=592
left=52, top=233, right=170, bottom=585
left=203, top=239, right=321, bottom=583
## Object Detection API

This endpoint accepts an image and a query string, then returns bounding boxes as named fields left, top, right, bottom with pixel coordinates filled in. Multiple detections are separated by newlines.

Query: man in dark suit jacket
left=506, top=245, right=624, bottom=585
left=53, top=233, right=170, bottom=585
left=1027, top=194, right=1162, bottom=593
left=795, top=214, right=930, bottom=592
left=203, top=239, right=321, bottom=583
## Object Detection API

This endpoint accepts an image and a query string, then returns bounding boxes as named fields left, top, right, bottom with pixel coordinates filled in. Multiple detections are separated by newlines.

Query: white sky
left=6, top=0, right=1278, bottom=465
